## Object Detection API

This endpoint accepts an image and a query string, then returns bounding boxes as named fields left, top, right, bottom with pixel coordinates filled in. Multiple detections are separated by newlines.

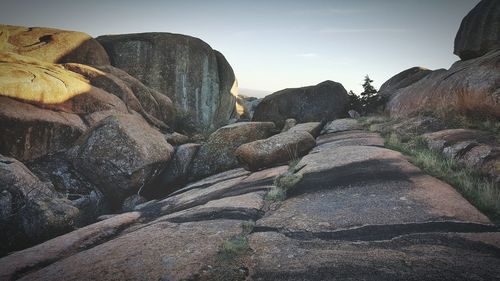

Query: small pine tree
left=347, top=90, right=362, bottom=113
left=360, top=75, right=383, bottom=114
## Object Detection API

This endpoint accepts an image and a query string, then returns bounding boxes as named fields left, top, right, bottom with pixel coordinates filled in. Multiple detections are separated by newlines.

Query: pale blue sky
left=0, top=0, right=480, bottom=96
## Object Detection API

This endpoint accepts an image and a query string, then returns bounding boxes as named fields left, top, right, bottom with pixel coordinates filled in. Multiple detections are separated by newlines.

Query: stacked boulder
left=0, top=24, right=241, bottom=253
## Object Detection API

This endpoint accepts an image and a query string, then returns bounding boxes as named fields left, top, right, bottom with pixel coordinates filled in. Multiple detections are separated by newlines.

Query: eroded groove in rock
left=253, top=221, right=500, bottom=242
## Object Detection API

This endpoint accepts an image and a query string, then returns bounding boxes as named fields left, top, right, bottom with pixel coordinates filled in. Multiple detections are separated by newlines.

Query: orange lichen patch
left=0, top=24, right=95, bottom=63
left=0, top=52, right=92, bottom=104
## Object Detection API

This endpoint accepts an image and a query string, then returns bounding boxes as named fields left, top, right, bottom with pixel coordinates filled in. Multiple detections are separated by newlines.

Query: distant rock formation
left=378, top=67, right=433, bottom=99
left=382, top=0, right=500, bottom=120
left=97, top=33, right=238, bottom=131
left=0, top=24, right=110, bottom=65
left=454, top=0, right=500, bottom=60
left=252, top=80, right=348, bottom=128
left=386, top=50, right=500, bottom=119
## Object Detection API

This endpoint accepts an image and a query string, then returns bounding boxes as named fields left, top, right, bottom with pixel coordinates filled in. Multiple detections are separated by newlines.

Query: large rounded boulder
left=0, top=52, right=130, bottom=161
left=387, top=50, right=500, bottom=119
left=454, top=0, right=500, bottom=60
left=378, top=67, right=433, bottom=98
left=97, top=33, right=238, bottom=131
left=252, top=80, right=348, bottom=128
left=235, top=130, right=316, bottom=171
left=0, top=24, right=109, bottom=65
left=68, top=115, right=174, bottom=207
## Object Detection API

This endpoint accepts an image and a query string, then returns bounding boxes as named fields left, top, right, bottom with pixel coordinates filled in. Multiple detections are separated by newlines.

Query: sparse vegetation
left=266, top=159, right=305, bottom=202
left=241, top=220, right=255, bottom=234
left=348, top=75, right=386, bottom=115
left=385, top=132, right=500, bottom=222
left=219, top=235, right=249, bottom=260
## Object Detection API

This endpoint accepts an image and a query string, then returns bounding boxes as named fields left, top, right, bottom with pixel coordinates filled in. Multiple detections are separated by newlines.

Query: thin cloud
left=293, top=8, right=364, bottom=16
left=293, top=53, right=319, bottom=58
left=318, top=28, right=408, bottom=34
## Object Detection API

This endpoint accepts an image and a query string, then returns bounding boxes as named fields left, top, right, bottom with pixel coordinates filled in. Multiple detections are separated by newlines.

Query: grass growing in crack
left=241, top=220, right=255, bottom=234
left=219, top=235, right=249, bottom=260
left=385, top=133, right=500, bottom=223
left=266, top=162, right=304, bottom=202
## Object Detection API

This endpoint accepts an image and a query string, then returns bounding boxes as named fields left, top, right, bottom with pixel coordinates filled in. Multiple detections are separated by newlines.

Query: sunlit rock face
left=97, top=33, right=238, bottom=131
left=0, top=52, right=93, bottom=104
left=0, top=24, right=110, bottom=65
left=454, top=0, right=500, bottom=60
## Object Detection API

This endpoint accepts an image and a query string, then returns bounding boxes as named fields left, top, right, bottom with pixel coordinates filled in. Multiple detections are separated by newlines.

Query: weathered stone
left=236, top=95, right=261, bottom=120
left=387, top=50, right=500, bottom=119
left=258, top=144, right=488, bottom=232
left=14, top=220, right=242, bottom=281
left=454, top=0, right=500, bottom=60
left=189, top=122, right=276, bottom=180
left=280, top=118, right=297, bottom=132
left=145, top=143, right=201, bottom=199
left=0, top=212, right=141, bottom=280
left=0, top=155, right=80, bottom=255
left=97, top=33, right=237, bottom=130
left=321, top=118, right=362, bottom=134
left=69, top=115, right=174, bottom=207
left=443, top=141, right=478, bottom=159
left=312, top=131, right=384, bottom=152
left=171, top=168, right=250, bottom=197
left=348, top=109, right=360, bottom=118
left=378, top=66, right=432, bottom=98
left=0, top=24, right=109, bottom=65
left=142, top=165, right=287, bottom=218
left=253, top=80, right=348, bottom=128
left=0, top=97, right=86, bottom=161
left=121, top=195, right=147, bottom=212
left=423, top=129, right=495, bottom=153
left=64, top=63, right=175, bottom=130
left=235, top=131, right=316, bottom=171
left=26, top=152, right=110, bottom=225
left=287, top=122, right=323, bottom=138
left=159, top=192, right=265, bottom=223
left=390, top=116, right=446, bottom=141
left=248, top=231, right=500, bottom=280
left=165, top=132, right=190, bottom=146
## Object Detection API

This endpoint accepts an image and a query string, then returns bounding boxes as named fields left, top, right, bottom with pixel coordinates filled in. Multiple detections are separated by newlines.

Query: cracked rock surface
left=1, top=121, right=499, bottom=281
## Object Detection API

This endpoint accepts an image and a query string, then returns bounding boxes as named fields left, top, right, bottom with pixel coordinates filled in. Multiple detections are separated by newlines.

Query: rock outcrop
left=378, top=66, right=433, bottom=98
left=454, top=0, right=500, bottom=60
left=97, top=33, right=238, bottom=130
left=252, top=80, right=348, bottom=128
left=386, top=49, right=500, bottom=119
left=235, top=130, right=316, bottom=171
left=0, top=97, right=87, bottom=161
left=0, top=155, right=80, bottom=255
left=0, top=24, right=109, bottom=65
left=189, top=122, right=276, bottom=180
left=68, top=115, right=174, bottom=207
left=3, top=123, right=499, bottom=281
left=321, top=118, right=362, bottom=134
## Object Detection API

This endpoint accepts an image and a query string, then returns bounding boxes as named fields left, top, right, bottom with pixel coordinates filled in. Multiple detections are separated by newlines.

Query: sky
left=0, top=0, right=480, bottom=97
